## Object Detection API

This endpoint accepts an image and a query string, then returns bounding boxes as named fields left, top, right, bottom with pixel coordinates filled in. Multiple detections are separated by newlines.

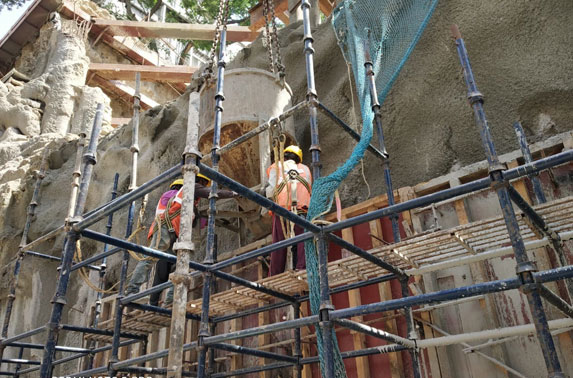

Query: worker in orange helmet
left=127, top=174, right=237, bottom=306
left=266, top=145, right=312, bottom=276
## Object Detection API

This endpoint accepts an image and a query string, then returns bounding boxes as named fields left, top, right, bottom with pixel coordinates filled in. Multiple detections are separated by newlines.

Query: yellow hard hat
left=170, top=179, right=184, bottom=189
left=284, top=145, right=303, bottom=162
left=197, top=173, right=211, bottom=186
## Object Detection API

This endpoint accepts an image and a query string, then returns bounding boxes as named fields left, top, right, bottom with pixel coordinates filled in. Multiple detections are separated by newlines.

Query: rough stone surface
left=0, top=0, right=572, bottom=376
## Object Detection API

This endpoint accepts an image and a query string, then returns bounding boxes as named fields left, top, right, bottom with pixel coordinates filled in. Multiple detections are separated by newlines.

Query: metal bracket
left=169, top=272, right=192, bottom=286
left=467, top=91, right=484, bottom=105
left=173, top=241, right=195, bottom=252
left=516, top=260, right=538, bottom=275
left=182, top=147, right=203, bottom=160
left=182, top=163, right=200, bottom=175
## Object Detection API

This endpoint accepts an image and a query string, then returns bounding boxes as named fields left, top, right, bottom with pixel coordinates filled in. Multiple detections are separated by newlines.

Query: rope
left=128, top=196, right=155, bottom=262
left=303, top=38, right=376, bottom=378
left=75, top=240, right=118, bottom=294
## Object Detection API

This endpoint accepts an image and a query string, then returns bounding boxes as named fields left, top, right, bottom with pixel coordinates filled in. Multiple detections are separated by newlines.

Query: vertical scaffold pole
left=452, top=25, right=564, bottom=378
left=196, top=28, right=228, bottom=378
left=109, top=73, right=142, bottom=376
left=301, top=1, right=336, bottom=377
left=86, top=172, right=119, bottom=370
left=513, top=121, right=547, bottom=204
left=364, top=49, right=421, bottom=378
left=293, top=302, right=303, bottom=378
left=0, top=148, right=49, bottom=365
left=40, top=104, right=104, bottom=378
left=107, top=203, right=135, bottom=377
left=513, top=121, right=573, bottom=300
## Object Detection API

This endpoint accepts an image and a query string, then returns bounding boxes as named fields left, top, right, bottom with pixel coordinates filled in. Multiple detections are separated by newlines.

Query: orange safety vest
left=148, top=189, right=199, bottom=239
left=266, top=161, right=312, bottom=211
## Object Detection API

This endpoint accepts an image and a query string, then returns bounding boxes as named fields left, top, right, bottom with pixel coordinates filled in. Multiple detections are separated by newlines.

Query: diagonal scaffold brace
left=452, top=24, right=565, bottom=378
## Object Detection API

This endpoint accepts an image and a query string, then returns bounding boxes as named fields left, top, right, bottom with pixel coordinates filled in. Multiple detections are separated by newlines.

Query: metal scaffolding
left=1, top=4, right=573, bottom=378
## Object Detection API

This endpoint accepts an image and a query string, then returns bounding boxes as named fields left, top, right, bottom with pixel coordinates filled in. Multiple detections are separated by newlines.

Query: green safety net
left=304, top=0, right=438, bottom=377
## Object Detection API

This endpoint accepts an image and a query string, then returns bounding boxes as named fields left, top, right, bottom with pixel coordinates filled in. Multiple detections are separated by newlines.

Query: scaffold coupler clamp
left=169, top=272, right=193, bottom=288
left=516, top=260, right=539, bottom=293
left=467, top=91, right=484, bottom=106
left=66, top=215, right=83, bottom=232
left=173, top=241, right=195, bottom=253
left=488, top=163, right=508, bottom=190
left=182, top=146, right=203, bottom=161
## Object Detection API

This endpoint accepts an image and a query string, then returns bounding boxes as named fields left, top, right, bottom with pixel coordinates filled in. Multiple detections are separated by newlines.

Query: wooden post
left=419, top=311, right=442, bottom=378
left=258, top=262, right=272, bottom=378
left=300, top=303, right=313, bottom=378
left=449, top=178, right=509, bottom=378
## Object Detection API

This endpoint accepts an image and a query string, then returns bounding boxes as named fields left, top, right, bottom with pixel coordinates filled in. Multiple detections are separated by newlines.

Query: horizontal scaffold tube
left=210, top=342, right=298, bottom=364
left=16, top=339, right=139, bottom=376
left=214, top=273, right=397, bottom=324
left=323, top=149, right=573, bottom=235
left=73, top=165, right=181, bottom=232
left=60, top=324, right=146, bottom=340
left=70, top=247, right=122, bottom=272
left=125, top=302, right=201, bottom=321
left=81, top=229, right=296, bottom=303
left=96, top=304, right=572, bottom=378
left=0, top=326, right=45, bottom=346
left=205, top=101, right=309, bottom=161
left=198, top=264, right=573, bottom=345
left=209, top=344, right=409, bottom=378
left=3, top=343, right=89, bottom=353
left=316, top=101, right=387, bottom=161
left=24, top=251, right=101, bottom=271
left=334, top=319, right=415, bottom=348
left=198, top=163, right=405, bottom=276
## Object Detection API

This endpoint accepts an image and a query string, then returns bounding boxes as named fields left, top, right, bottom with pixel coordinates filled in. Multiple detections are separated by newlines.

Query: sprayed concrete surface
left=0, top=0, right=572, bottom=376
left=229, top=0, right=573, bottom=207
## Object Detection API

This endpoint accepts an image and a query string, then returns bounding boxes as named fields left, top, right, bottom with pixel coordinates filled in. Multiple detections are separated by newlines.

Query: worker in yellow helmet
left=127, top=174, right=238, bottom=306
left=265, top=145, right=312, bottom=276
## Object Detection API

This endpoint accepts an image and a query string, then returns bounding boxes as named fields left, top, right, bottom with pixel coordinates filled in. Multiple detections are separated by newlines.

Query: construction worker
left=126, top=174, right=237, bottom=306
left=266, top=145, right=312, bottom=275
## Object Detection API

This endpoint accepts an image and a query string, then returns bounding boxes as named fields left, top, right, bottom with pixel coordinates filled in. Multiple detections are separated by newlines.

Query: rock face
left=228, top=0, right=573, bottom=206
left=0, top=0, right=572, bottom=376
left=0, top=20, right=111, bottom=138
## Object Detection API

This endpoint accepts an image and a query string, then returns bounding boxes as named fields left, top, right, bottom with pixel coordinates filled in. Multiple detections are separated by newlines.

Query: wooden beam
left=111, top=117, right=132, bottom=127
left=318, top=0, right=336, bottom=17
left=249, top=0, right=289, bottom=31
left=89, top=74, right=159, bottom=110
left=93, top=19, right=257, bottom=42
left=88, top=63, right=196, bottom=82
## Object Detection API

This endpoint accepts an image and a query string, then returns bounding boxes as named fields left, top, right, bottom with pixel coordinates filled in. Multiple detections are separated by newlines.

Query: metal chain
left=268, top=0, right=285, bottom=78
left=262, top=0, right=276, bottom=74
left=206, top=0, right=231, bottom=79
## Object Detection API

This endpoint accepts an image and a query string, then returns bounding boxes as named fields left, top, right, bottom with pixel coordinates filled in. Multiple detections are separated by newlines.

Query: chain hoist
left=204, top=0, right=231, bottom=82
left=263, top=0, right=286, bottom=79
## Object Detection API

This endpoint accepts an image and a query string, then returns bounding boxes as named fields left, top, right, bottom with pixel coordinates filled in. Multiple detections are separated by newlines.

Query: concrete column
left=310, top=0, right=321, bottom=27
left=288, top=0, right=303, bottom=23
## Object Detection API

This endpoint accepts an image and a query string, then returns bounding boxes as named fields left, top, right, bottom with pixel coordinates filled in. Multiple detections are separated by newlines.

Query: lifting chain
left=263, top=0, right=286, bottom=79
left=205, top=0, right=231, bottom=82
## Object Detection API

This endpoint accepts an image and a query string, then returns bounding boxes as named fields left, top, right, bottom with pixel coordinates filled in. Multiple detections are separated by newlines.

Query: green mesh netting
left=303, top=1, right=438, bottom=377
